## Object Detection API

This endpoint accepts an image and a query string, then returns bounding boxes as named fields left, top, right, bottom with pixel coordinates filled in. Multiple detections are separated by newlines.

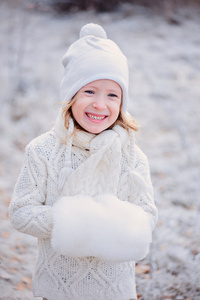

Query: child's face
left=71, top=79, right=122, bottom=134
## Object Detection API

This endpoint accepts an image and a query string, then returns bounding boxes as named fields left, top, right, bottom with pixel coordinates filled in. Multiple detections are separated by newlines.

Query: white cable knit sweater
left=9, top=113, right=158, bottom=300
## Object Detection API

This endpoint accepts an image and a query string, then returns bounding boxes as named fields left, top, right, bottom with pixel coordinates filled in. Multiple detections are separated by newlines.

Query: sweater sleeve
left=9, top=143, right=53, bottom=238
left=130, top=145, right=158, bottom=230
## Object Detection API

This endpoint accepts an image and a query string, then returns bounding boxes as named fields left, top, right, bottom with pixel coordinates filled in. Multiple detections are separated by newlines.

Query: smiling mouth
left=86, top=113, right=107, bottom=120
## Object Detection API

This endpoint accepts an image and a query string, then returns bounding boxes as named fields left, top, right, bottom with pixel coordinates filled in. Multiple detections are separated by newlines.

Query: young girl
left=9, top=23, right=158, bottom=300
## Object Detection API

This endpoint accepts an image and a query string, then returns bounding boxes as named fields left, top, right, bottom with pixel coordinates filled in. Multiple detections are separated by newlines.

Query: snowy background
left=0, top=0, right=200, bottom=299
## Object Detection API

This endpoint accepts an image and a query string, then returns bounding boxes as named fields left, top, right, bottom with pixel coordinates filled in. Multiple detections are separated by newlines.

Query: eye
left=108, top=93, right=118, bottom=98
left=85, top=90, right=94, bottom=94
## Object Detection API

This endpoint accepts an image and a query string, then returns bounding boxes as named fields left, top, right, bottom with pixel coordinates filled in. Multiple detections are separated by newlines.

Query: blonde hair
left=62, top=97, right=139, bottom=133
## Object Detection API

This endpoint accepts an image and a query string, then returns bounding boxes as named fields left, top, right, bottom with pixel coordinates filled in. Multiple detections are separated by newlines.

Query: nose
left=92, top=95, right=107, bottom=110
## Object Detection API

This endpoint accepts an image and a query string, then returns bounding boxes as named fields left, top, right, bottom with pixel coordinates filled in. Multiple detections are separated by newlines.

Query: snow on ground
left=0, top=1, right=200, bottom=299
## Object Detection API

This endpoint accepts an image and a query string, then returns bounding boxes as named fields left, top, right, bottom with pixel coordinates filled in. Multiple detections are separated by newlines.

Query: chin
left=87, top=128, right=104, bottom=134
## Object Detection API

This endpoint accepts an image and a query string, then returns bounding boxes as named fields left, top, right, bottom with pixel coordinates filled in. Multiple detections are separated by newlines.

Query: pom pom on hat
left=60, top=23, right=129, bottom=112
left=79, top=23, right=107, bottom=39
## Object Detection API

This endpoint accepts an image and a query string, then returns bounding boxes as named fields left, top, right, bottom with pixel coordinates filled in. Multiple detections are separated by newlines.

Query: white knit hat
left=60, top=23, right=129, bottom=112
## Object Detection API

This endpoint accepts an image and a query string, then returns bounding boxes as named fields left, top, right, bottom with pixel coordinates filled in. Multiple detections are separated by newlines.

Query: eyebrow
left=83, top=85, right=96, bottom=89
left=107, top=89, right=122, bottom=96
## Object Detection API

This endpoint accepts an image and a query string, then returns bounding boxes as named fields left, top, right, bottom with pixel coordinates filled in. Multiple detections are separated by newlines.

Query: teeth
left=87, top=114, right=105, bottom=120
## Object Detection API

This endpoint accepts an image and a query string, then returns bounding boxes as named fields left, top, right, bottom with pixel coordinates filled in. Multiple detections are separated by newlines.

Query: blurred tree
left=92, top=0, right=120, bottom=12
left=51, top=0, right=120, bottom=11
left=28, top=0, right=200, bottom=12
left=51, top=0, right=90, bottom=11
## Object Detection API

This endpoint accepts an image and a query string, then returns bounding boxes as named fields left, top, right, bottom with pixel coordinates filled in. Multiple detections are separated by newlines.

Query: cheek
left=72, top=101, right=87, bottom=125
left=71, top=103, right=80, bottom=122
left=111, top=102, right=121, bottom=117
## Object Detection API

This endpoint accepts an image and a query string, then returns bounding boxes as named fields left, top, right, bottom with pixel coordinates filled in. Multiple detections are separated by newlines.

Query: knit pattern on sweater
left=9, top=115, right=157, bottom=300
